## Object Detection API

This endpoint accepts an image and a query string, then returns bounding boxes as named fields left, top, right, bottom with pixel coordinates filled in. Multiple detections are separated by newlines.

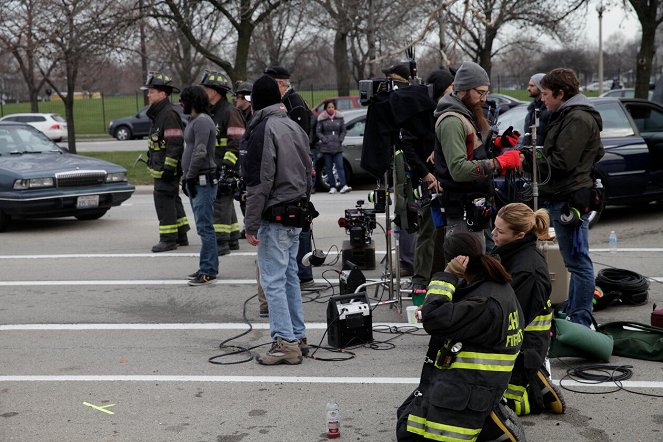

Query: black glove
left=161, top=168, right=176, bottom=182
left=185, top=178, right=197, bottom=199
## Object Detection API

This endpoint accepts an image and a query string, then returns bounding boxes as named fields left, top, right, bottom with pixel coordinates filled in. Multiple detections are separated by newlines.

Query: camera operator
left=433, top=61, right=523, bottom=252
left=399, top=68, right=455, bottom=288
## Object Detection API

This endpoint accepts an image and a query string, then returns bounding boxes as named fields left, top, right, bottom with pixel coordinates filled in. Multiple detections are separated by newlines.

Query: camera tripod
left=353, top=152, right=423, bottom=313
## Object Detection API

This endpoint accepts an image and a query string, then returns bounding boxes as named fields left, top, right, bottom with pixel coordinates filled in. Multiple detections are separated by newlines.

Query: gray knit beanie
left=530, top=73, right=545, bottom=91
left=453, top=61, right=490, bottom=91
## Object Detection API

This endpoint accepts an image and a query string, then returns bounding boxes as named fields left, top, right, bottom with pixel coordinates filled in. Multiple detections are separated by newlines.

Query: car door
left=623, top=101, right=663, bottom=180
left=133, top=106, right=152, bottom=136
left=342, top=112, right=367, bottom=177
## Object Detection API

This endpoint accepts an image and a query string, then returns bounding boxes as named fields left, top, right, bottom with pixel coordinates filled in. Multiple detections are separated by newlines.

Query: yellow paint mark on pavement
left=83, top=402, right=115, bottom=415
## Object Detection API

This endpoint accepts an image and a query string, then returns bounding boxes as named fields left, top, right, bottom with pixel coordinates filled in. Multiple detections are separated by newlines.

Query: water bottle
left=609, top=230, right=617, bottom=253
left=325, top=401, right=340, bottom=439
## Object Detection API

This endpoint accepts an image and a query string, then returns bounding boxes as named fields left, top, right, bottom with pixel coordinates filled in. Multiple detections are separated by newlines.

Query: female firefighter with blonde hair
left=492, top=203, right=565, bottom=416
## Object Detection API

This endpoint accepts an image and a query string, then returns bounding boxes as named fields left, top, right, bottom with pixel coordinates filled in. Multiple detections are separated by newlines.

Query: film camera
left=338, top=200, right=376, bottom=247
left=359, top=78, right=396, bottom=106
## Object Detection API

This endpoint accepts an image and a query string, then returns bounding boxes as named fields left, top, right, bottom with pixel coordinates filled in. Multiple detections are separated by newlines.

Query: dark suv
left=108, top=105, right=187, bottom=141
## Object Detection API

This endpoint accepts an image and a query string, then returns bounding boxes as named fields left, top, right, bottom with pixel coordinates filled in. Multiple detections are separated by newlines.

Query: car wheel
left=114, top=126, right=132, bottom=141
left=75, top=210, right=108, bottom=221
left=0, top=210, right=10, bottom=232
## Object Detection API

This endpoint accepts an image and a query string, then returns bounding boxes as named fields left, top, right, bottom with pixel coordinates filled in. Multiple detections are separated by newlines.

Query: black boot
left=152, top=241, right=177, bottom=253
left=177, top=235, right=189, bottom=246
left=229, top=239, right=240, bottom=250
left=217, top=241, right=231, bottom=256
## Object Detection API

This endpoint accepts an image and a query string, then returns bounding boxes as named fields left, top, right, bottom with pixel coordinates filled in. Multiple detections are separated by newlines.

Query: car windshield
left=0, top=125, right=61, bottom=155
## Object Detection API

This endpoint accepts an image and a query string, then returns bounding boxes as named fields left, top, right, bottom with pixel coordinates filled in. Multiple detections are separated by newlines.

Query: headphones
left=559, top=203, right=582, bottom=227
left=302, top=249, right=327, bottom=267
left=300, top=230, right=327, bottom=267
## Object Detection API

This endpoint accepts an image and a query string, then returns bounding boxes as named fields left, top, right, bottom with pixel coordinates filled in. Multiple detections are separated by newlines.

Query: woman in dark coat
left=315, top=100, right=350, bottom=193
left=491, top=202, right=565, bottom=415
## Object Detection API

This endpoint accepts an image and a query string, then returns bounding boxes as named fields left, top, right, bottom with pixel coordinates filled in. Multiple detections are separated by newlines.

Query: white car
left=0, top=113, right=68, bottom=141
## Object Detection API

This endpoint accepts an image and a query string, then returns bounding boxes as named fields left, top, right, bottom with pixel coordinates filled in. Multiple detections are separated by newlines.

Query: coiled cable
left=594, top=268, right=649, bottom=310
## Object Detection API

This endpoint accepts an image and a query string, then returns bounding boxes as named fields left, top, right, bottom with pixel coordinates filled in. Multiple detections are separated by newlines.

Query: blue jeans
left=297, top=228, right=313, bottom=281
left=546, top=201, right=595, bottom=327
left=188, top=181, right=218, bottom=276
left=324, top=152, right=346, bottom=189
left=257, top=221, right=306, bottom=342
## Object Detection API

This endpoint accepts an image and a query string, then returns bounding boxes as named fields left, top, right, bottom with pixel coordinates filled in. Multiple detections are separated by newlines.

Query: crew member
left=522, top=73, right=551, bottom=146
left=200, top=70, right=245, bottom=256
left=536, top=68, right=604, bottom=328
left=141, top=71, right=189, bottom=252
left=396, top=232, right=526, bottom=441
left=244, top=75, right=311, bottom=365
left=235, top=81, right=253, bottom=125
left=433, top=61, right=522, bottom=252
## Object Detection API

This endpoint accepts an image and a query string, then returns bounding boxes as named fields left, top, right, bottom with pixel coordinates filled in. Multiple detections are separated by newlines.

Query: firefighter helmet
left=140, top=71, right=180, bottom=93
left=200, top=70, right=232, bottom=94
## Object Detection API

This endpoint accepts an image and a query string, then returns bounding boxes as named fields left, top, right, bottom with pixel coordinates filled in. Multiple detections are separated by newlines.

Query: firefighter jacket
left=433, top=94, right=494, bottom=218
left=146, top=98, right=184, bottom=179
left=493, top=233, right=553, bottom=415
left=404, top=271, right=524, bottom=441
left=209, top=99, right=245, bottom=173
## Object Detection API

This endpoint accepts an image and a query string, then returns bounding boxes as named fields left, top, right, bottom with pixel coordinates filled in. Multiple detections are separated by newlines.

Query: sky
left=580, top=0, right=641, bottom=46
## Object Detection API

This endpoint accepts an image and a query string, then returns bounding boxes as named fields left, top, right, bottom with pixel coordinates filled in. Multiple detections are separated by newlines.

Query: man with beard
left=522, top=73, right=551, bottom=147
left=433, top=61, right=523, bottom=251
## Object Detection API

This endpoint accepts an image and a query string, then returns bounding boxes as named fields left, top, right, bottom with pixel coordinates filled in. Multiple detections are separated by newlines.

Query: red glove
left=494, top=126, right=521, bottom=150
left=496, top=150, right=522, bottom=171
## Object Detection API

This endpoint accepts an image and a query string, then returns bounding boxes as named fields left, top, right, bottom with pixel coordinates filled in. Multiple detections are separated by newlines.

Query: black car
left=0, top=122, right=135, bottom=231
left=108, top=105, right=188, bottom=141
left=495, top=97, right=663, bottom=226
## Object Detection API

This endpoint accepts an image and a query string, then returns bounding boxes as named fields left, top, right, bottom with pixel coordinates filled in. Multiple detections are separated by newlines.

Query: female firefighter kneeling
left=397, top=232, right=526, bottom=442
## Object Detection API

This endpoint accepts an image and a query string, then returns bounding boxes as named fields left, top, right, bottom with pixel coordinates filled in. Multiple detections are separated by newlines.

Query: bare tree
left=446, top=0, right=585, bottom=77
left=628, top=0, right=663, bottom=98
left=157, top=0, right=289, bottom=83
left=39, top=0, right=134, bottom=153
left=0, top=0, right=57, bottom=112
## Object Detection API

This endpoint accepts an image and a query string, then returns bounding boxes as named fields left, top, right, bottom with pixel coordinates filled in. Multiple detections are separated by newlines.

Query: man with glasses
left=433, top=61, right=522, bottom=251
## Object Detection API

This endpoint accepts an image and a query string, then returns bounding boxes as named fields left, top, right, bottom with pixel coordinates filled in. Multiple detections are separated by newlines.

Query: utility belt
left=557, top=185, right=602, bottom=226
left=443, top=192, right=492, bottom=232
left=193, top=171, right=218, bottom=186
left=262, top=198, right=312, bottom=228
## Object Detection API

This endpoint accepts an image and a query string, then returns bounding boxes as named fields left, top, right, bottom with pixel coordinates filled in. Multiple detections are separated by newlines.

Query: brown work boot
left=256, top=338, right=303, bottom=365
left=535, top=369, right=566, bottom=414
left=299, top=337, right=310, bottom=356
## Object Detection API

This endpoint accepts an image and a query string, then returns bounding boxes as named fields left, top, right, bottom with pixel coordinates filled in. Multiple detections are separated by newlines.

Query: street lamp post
left=597, top=1, right=605, bottom=95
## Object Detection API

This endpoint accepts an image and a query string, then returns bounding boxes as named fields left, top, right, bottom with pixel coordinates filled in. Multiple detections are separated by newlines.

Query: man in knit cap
left=432, top=61, right=523, bottom=252
left=523, top=72, right=551, bottom=146
left=243, top=75, right=312, bottom=365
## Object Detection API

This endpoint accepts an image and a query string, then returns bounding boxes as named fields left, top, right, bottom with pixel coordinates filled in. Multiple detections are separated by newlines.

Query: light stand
left=531, top=108, right=540, bottom=210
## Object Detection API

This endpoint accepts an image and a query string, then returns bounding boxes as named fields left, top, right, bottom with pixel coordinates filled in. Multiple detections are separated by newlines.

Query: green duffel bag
left=548, top=318, right=614, bottom=362
left=596, top=321, right=663, bottom=362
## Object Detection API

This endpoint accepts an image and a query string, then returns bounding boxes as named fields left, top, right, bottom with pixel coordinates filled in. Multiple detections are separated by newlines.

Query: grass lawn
left=80, top=151, right=153, bottom=185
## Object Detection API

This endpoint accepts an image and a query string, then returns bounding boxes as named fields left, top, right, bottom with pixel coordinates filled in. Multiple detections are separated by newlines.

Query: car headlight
left=105, top=172, right=128, bottom=183
left=13, top=177, right=55, bottom=189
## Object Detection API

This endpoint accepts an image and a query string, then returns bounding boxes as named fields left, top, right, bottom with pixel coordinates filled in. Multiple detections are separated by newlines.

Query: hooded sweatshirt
left=539, top=94, right=604, bottom=199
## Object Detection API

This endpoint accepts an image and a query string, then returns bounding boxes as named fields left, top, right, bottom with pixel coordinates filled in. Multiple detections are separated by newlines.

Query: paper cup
left=406, top=306, right=419, bottom=324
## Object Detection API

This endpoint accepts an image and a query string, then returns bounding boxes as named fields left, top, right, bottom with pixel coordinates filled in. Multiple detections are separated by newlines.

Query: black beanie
left=426, top=69, right=455, bottom=101
left=251, top=75, right=281, bottom=111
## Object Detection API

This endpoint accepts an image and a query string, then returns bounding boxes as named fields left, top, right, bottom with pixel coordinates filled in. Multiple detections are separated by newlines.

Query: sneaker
left=256, top=337, right=303, bottom=365
left=339, top=185, right=352, bottom=194
left=535, top=369, right=566, bottom=414
left=188, top=270, right=200, bottom=280
left=328, top=187, right=337, bottom=194
left=188, top=274, right=216, bottom=286
left=259, top=305, right=269, bottom=318
left=300, top=279, right=315, bottom=289
left=299, top=337, right=310, bottom=357
left=151, top=241, right=177, bottom=253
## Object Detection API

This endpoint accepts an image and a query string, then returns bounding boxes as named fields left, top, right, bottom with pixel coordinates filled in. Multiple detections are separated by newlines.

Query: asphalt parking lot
left=1, top=186, right=662, bottom=441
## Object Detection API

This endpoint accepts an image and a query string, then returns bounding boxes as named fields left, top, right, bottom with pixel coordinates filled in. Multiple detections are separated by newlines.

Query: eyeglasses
left=473, top=88, right=489, bottom=98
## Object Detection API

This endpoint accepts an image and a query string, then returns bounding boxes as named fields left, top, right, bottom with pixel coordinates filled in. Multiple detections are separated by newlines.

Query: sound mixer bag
left=596, top=321, right=663, bottom=362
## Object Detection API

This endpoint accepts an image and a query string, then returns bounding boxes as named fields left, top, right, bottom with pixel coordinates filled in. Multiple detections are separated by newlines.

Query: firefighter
left=397, top=232, right=526, bottom=441
left=141, top=71, right=189, bottom=253
left=200, top=70, right=246, bottom=255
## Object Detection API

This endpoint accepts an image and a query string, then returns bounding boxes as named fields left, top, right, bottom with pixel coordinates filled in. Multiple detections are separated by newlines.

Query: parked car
left=495, top=98, right=663, bottom=226
left=0, top=113, right=67, bottom=142
left=600, top=88, right=654, bottom=100
left=314, top=108, right=370, bottom=190
left=0, top=122, right=135, bottom=231
left=109, top=104, right=188, bottom=141
left=312, top=96, right=362, bottom=115
left=585, top=80, right=614, bottom=92
left=487, top=93, right=527, bottom=114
